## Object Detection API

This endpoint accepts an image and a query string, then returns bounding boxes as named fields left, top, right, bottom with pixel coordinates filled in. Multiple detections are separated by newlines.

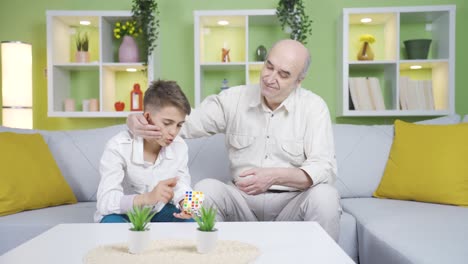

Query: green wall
left=0, top=0, right=466, bottom=129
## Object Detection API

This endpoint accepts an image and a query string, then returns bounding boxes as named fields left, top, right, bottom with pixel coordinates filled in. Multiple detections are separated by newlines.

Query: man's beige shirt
left=181, top=84, right=337, bottom=191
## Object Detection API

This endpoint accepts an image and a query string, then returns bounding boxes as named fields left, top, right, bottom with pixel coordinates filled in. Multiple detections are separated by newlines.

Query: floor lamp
left=1, top=41, right=33, bottom=129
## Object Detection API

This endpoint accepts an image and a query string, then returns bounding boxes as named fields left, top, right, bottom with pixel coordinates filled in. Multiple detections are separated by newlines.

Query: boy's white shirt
left=94, top=130, right=192, bottom=222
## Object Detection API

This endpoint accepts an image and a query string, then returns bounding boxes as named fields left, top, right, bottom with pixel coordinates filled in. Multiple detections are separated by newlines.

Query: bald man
left=127, top=39, right=341, bottom=241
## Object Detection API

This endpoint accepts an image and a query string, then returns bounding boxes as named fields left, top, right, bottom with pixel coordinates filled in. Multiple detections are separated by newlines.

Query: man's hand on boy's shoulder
left=127, top=113, right=162, bottom=139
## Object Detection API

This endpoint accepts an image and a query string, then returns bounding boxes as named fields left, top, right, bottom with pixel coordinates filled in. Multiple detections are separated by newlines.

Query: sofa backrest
left=1, top=114, right=462, bottom=202
left=42, top=125, right=126, bottom=202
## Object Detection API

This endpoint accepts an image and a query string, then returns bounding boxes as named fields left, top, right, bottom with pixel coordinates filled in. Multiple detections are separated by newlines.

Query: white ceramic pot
left=128, top=229, right=151, bottom=254
left=196, top=228, right=218, bottom=254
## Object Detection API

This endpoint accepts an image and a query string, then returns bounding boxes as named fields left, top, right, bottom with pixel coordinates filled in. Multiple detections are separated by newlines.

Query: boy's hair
left=143, top=80, right=191, bottom=115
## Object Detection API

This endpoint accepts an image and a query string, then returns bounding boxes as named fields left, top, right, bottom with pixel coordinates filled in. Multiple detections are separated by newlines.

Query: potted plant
left=193, top=206, right=218, bottom=254
left=75, top=31, right=89, bottom=63
left=131, top=0, right=159, bottom=65
left=126, top=205, right=156, bottom=254
left=114, top=20, right=141, bottom=63
left=276, top=0, right=313, bottom=44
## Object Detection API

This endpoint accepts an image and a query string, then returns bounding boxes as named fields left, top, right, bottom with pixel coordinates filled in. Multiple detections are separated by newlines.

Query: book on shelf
left=348, top=77, right=385, bottom=111
left=399, top=77, right=434, bottom=110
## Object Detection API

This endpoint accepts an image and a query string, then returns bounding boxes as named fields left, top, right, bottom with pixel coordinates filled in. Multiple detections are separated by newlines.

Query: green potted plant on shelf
left=126, top=205, right=156, bottom=254
left=75, top=31, right=89, bottom=63
left=193, top=206, right=218, bottom=254
left=131, top=0, right=159, bottom=65
left=276, top=0, right=313, bottom=44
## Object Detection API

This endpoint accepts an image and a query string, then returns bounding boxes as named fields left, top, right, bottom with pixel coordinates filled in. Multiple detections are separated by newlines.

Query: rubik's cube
left=183, top=191, right=204, bottom=214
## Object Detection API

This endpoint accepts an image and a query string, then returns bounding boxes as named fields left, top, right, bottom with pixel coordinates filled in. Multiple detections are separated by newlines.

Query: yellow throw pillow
left=374, top=120, right=468, bottom=206
left=0, top=133, right=77, bottom=216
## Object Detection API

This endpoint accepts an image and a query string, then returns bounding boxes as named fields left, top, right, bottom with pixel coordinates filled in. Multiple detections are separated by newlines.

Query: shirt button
left=265, top=155, right=268, bottom=159
left=266, top=135, right=270, bottom=139
left=271, top=114, right=274, bottom=118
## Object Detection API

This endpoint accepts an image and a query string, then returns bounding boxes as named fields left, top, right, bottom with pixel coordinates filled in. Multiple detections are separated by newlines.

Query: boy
left=95, top=80, right=193, bottom=223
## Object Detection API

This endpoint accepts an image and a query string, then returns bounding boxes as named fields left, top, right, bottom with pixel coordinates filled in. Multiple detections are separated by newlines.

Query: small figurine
left=220, top=78, right=229, bottom=92
left=221, top=48, right=230, bottom=62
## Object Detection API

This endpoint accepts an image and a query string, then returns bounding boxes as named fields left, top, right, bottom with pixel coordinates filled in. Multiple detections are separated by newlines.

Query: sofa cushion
left=463, top=115, right=468, bottom=123
left=338, top=212, right=358, bottom=263
left=0, top=132, right=77, bottom=216
left=342, top=198, right=468, bottom=264
left=374, top=121, right=468, bottom=206
left=334, top=115, right=460, bottom=198
left=0, top=202, right=96, bottom=254
left=43, top=125, right=126, bottom=202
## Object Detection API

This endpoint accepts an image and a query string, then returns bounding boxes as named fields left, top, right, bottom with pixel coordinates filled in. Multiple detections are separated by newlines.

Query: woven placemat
left=84, top=239, right=260, bottom=264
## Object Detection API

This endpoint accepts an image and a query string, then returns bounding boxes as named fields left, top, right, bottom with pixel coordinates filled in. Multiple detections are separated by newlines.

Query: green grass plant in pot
left=194, top=206, right=218, bottom=254
left=75, top=31, right=89, bottom=63
left=126, top=205, right=156, bottom=254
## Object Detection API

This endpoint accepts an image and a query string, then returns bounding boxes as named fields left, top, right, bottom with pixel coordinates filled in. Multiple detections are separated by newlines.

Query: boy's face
left=144, top=105, right=186, bottom=147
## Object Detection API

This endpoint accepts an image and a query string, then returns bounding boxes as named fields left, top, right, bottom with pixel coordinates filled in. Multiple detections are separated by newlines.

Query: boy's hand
left=173, top=200, right=193, bottom=219
left=147, top=177, right=178, bottom=204
left=173, top=211, right=193, bottom=219
left=127, top=113, right=162, bottom=140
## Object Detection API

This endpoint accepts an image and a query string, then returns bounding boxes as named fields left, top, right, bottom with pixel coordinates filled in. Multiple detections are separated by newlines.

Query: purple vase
left=118, top=36, right=139, bottom=63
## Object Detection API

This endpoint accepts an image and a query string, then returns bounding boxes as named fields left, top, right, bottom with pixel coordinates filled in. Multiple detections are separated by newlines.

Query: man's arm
left=236, top=168, right=312, bottom=195
left=299, top=100, right=337, bottom=186
left=127, top=92, right=229, bottom=139
left=179, top=93, right=229, bottom=139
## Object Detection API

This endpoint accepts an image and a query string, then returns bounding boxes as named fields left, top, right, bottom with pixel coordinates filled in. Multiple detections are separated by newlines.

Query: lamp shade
left=1, top=41, right=32, bottom=129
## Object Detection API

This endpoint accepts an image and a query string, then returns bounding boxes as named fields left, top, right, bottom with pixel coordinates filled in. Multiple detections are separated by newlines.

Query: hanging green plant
left=276, top=0, right=313, bottom=44
left=131, top=0, right=159, bottom=65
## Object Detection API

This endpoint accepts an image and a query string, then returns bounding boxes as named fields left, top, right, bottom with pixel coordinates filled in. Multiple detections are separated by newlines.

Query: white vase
left=119, top=35, right=139, bottom=63
left=128, top=229, right=151, bottom=254
left=196, top=228, right=218, bottom=254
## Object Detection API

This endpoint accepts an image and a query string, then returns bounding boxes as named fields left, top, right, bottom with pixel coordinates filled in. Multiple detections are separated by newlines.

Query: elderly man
left=127, top=39, right=341, bottom=241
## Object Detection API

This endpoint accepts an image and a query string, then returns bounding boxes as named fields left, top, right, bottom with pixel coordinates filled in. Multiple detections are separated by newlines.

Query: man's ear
left=296, top=76, right=304, bottom=88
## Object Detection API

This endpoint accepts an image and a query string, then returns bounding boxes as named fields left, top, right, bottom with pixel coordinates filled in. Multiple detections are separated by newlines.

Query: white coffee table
left=0, top=222, right=354, bottom=263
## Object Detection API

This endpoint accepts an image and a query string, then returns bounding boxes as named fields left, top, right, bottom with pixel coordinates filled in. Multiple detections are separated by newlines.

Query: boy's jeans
left=100, top=204, right=194, bottom=223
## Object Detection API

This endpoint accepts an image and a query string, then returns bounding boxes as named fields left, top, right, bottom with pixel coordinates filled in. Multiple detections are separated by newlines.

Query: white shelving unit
left=46, top=10, right=154, bottom=117
left=194, top=10, right=288, bottom=107
left=338, top=5, right=455, bottom=117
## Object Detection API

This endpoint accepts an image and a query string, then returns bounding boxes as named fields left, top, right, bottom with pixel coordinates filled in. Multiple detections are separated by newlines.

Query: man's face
left=260, top=45, right=305, bottom=108
left=144, top=105, right=186, bottom=147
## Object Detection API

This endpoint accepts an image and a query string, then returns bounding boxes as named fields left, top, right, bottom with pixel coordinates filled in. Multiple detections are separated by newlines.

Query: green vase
left=403, top=39, right=432, bottom=59
left=255, top=45, right=267, bottom=61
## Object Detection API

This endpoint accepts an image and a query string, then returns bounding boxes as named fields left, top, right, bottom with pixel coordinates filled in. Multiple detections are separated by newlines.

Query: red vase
left=118, top=36, right=139, bottom=63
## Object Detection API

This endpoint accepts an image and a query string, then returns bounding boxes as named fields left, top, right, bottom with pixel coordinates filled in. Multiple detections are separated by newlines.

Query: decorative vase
left=119, top=36, right=139, bottom=63
left=357, top=41, right=374, bottom=61
left=255, top=45, right=267, bottom=61
left=196, top=228, right=218, bottom=254
left=75, top=51, right=89, bottom=63
left=403, top=39, right=432, bottom=59
left=128, top=229, right=150, bottom=254
left=221, top=48, right=230, bottom=63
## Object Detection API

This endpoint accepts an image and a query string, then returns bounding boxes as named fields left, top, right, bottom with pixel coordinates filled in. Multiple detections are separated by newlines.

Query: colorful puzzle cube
left=182, top=191, right=204, bottom=214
